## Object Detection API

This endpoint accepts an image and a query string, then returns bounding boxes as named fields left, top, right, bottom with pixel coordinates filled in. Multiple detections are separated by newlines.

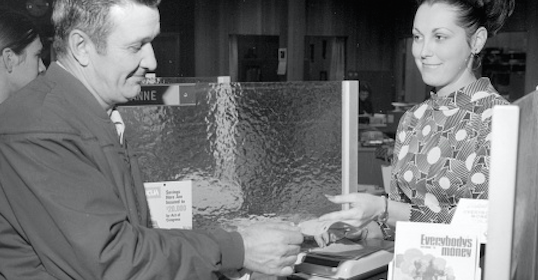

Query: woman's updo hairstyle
left=0, top=7, right=40, bottom=54
left=415, top=0, right=515, bottom=38
left=480, top=0, right=515, bottom=37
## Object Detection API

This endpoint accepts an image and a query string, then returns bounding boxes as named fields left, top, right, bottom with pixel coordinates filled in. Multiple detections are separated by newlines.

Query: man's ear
left=68, top=29, right=93, bottom=66
left=472, top=26, right=488, bottom=54
left=1, top=48, right=20, bottom=73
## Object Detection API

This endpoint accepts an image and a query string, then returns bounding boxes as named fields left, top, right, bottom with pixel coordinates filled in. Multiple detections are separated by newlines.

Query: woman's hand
left=305, top=193, right=386, bottom=247
left=318, top=193, right=385, bottom=227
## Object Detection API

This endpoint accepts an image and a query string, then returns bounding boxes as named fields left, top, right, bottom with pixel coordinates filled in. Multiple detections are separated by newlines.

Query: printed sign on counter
left=451, top=198, right=488, bottom=243
left=144, top=180, right=193, bottom=229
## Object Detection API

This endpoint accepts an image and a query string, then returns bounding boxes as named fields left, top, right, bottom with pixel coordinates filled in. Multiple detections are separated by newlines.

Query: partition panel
left=118, top=81, right=358, bottom=230
left=485, top=90, right=538, bottom=279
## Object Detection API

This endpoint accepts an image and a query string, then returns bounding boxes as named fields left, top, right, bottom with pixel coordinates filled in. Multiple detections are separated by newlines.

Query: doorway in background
left=303, top=36, right=346, bottom=81
left=229, top=35, right=280, bottom=82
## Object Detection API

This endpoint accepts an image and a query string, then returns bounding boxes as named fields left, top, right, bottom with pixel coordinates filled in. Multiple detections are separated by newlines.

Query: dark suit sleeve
left=0, top=210, right=59, bottom=280
left=0, top=133, right=244, bottom=280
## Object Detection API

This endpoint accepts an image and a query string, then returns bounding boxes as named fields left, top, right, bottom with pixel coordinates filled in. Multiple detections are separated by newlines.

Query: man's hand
left=238, top=222, right=304, bottom=276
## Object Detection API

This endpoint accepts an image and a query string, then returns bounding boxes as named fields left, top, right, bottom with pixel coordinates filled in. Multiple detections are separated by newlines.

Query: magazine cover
left=389, top=221, right=480, bottom=280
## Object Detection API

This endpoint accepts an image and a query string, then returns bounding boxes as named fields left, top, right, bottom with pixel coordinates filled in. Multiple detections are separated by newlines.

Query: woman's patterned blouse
left=388, top=78, right=509, bottom=223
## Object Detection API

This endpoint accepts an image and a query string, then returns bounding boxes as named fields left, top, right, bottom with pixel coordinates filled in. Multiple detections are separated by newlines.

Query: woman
left=0, top=7, right=46, bottom=103
left=0, top=6, right=52, bottom=279
left=359, top=81, right=374, bottom=115
left=316, top=0, right=515, bottom=243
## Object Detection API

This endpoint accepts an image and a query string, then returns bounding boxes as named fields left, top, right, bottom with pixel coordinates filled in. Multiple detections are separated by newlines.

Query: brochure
left=388, top=221, right=480, bottom=280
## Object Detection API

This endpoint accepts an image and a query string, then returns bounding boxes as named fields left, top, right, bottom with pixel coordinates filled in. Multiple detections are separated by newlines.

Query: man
left=0, top=0, right=303, bottom=279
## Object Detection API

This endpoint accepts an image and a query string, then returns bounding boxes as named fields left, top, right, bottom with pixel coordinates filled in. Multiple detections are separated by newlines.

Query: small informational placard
left=451, top=198, right=488, bottom=244
left=121, top=83, right=196, bottom=106
left=277, top=48, right=287, bottom=75
left=144, top=180, right=192, bottom=229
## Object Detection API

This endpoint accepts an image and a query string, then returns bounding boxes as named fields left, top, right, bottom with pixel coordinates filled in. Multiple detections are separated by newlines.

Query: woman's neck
left=435, top=72, right=477, bottom=97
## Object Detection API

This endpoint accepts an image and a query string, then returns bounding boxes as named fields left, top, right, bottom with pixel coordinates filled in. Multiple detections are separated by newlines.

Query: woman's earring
left=472, top=52, right=482, bottom=71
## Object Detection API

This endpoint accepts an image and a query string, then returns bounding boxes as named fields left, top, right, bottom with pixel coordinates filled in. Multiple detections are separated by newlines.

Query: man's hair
left=52, top=0, right=161, bottom=58
left=0, top=6, right=40, bottom=56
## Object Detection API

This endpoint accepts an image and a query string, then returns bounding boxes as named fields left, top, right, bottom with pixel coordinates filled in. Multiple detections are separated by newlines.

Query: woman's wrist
left=376, top=195, right=388, bottom=223
left=376, top=195, right=394, bottom=240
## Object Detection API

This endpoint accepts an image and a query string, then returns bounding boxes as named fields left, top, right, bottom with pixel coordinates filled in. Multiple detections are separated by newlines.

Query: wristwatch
left=376, top=195, right=394, bottom=240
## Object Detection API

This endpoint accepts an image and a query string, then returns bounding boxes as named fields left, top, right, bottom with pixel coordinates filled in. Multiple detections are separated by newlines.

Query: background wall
left=1, top=0, right=536, bottom=105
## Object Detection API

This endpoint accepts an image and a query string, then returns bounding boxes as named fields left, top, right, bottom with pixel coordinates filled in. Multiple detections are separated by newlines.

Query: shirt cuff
left=212, top=228, right=245, bottom=271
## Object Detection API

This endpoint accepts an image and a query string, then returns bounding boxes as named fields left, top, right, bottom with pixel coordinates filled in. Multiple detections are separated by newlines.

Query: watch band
left=376, top=195, right=394, bottom=240
left=377, top=195, right=389, bottom=223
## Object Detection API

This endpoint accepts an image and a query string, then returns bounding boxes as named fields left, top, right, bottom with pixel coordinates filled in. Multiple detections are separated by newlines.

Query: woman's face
left=359, top=90, right=369, bottom=101
left=4, top=37, right=46, bottom=101
left=412, top=3, right=475, bottom=95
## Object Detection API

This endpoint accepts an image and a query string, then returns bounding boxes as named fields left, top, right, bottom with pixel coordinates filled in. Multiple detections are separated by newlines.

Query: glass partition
left=119, top=81, right=356, bottom=230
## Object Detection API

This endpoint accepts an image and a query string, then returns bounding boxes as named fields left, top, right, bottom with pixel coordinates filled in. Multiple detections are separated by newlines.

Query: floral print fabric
left=388, top=78, right=509, bottom=223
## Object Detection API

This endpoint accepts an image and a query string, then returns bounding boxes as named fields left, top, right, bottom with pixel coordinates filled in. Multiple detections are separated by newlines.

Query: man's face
left=86, top=4, right=160, bottom=110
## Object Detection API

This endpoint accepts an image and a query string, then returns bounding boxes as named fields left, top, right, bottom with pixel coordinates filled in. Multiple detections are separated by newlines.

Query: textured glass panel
left=119, top=81, right=346, bottom=230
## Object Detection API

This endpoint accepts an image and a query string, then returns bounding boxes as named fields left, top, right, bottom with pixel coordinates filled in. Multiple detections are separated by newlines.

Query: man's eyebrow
left=140, top=32, right=161, bottom=44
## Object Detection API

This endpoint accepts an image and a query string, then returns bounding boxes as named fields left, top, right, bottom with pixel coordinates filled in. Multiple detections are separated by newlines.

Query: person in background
left=0, top=7, right=52, bottom=280
left=0, top=7, right=46, bottom=103
left=0, top=0, right=302, bottom=279
left=316, top=0, right=515, bottom=243
left=359, top=81, right=374, bottom=115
